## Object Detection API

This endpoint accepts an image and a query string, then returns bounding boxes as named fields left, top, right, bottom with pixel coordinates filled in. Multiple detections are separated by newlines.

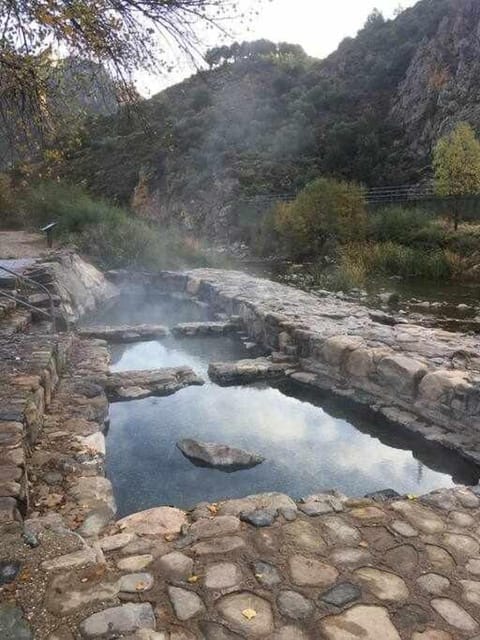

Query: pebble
left=0, top=560, right=21, bottom=585
left=253, top=560, right=282, bottom=587
left=157, top=552, right=193, bottom=580
left=320, top=582, right=362, bottom=607
left=277, top=590, right=315, bottom=620
left=117, top=554, right=153, bottom=572
left=79, top=603, right=155, bottom=638
left=289, top=554, right=338, bottom=587
left=0, top=603, right=32, bottom=640
left=205, top=562, right=242, bottom=589
left=430, top=598, right=479, bottom=632
left=416, top=573, right=450, bottom=595
left=240, top=508, right=277, bottom=527
left=216, top=592, right=274, bottom=636
left=118, top=572, right=154, bottom=593
left=168, top=586, right=205, bottom=620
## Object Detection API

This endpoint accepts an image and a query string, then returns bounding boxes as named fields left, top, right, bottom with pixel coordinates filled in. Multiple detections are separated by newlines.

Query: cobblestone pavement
left=2, top=483, right=480, bottom=639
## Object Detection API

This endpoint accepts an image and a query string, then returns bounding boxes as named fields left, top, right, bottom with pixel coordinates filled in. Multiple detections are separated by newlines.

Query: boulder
left=208, top=358, right=289, bottom=385
left=177, top=439, right=265, bottom=471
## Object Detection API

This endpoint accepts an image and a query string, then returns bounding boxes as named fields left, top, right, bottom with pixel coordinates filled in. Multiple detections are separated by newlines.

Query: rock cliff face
left=391, top=0, right=480, bottom=163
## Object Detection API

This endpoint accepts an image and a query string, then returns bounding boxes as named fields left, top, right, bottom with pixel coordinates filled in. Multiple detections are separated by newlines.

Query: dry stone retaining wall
left=150, top=269, right=480, bottom=463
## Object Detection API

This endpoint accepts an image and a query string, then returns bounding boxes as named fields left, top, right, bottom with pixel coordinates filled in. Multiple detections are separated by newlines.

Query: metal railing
left=0, top=264, right=56, bottom=332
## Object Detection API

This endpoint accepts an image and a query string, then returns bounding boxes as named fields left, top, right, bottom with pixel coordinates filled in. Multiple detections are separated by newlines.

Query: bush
left=20, top=181, right=127, bottom=235
left=367, top=206, right=438, bottom=245
left=17, top=180, right=211, bottom=270
left=274, top=177, right=367, bottom=258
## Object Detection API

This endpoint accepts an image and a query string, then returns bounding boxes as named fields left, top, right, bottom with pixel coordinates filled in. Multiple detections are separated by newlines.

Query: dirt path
left=0, top=230, right=47, bottom=259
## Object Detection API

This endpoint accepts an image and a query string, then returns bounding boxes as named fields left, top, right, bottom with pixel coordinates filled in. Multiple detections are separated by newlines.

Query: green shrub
left=274, top=177, right=367, bottom=258
left=18, top=180, right=211, bottom=270
left=367, top=206, right=439, bottom=245
left=20, top=181, right=127, bottom=235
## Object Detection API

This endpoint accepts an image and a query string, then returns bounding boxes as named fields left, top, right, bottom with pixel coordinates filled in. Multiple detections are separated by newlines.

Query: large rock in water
left=177, top=438, right=265, bottom=471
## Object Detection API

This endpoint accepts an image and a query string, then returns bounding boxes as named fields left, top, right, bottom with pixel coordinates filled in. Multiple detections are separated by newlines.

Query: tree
left=0, top=0, right=245, bottom=157
left=433, top=122, right=480, bottom=229
left=274, top=177, right=367, bottom=258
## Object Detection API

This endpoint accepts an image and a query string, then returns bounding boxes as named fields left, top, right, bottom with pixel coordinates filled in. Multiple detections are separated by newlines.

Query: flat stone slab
left=320, top=604, right=401, bottom=639
left=172, top=321, right=239, bottom=336
left=208, top=357, right=290, bottom=385
left=177, top=438, right=265, bottom=471
left=104, top=366, right=204, bottom=401
left=78, top=324, right=169, bottom=342
left=117, top=506, right=187, bottom=536
left=79, top=603, right=155, bottom=638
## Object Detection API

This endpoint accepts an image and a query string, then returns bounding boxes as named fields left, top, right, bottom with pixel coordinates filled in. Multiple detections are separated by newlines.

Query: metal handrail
left=0, top=264, right=56, bottom=332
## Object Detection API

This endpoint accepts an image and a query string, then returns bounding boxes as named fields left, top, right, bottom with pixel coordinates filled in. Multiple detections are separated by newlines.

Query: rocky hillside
left=65, top=0, right=480, bottom=242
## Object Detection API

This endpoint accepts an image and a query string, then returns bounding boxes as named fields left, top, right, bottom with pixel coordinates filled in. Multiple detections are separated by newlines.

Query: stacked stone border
left=146, top=269, right=480, bottom=465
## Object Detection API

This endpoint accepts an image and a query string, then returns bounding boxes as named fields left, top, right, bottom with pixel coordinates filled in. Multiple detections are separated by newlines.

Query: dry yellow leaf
left=207, top=504, right=218, bottom=514
left=188, top=575, right=199, bottom=583
left=135, top=581, right=146, bottom=591
left=242, top=608, right=257, bottom=620
left=164, top=534, right=175, bottom=542
left=407, top=494, right=417, bottom=501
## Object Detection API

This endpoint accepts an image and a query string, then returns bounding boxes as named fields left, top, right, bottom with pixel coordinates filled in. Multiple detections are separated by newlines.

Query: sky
left=136, top=0, right=417, bottom=97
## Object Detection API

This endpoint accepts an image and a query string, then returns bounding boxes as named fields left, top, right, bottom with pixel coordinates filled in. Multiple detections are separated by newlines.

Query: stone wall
left=150, top=268, right=480, bottom=463
left=25, top=251, right=118, bottom=324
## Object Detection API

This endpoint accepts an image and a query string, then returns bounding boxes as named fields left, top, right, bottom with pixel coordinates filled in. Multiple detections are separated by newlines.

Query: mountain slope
left=65, top=0, right=480, bottom=242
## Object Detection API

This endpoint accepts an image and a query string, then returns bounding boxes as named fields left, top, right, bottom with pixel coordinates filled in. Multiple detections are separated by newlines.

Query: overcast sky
left=136, top=0, right=417, bottom=96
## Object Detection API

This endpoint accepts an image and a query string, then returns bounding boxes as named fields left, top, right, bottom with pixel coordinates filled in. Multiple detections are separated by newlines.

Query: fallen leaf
left=407, top=494, right=417, bottom=501
left=135, top=581, right=146, bottom=591
left=164, top=534, right=175, bottom=542
left=187, top=575, right=199, bottom=583
left=242, top=608, right=257, bottom=620
left=207, top=504, right=218, bottom=515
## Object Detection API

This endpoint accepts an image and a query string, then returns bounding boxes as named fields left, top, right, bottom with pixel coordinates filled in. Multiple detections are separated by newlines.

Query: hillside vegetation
left=63, top=0, right=480, bottom=245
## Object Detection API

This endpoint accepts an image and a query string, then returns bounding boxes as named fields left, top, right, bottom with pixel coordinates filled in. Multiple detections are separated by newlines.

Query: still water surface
left=91, top=295, right=480, bottom=516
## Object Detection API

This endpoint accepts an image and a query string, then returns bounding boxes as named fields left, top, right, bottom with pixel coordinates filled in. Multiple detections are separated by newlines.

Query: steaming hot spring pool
left=83, top=293, right=480, bottom=517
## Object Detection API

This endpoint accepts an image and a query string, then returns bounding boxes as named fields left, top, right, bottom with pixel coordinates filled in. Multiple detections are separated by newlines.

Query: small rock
left=189, top=515, right=240, bottom=540
left=118, top=572, right=154, bottom=593
left=320, top=604, right=401, bottom=640
left=157, top=552, right=193, bottom=580
left=416, top=573, right=450, bottom=595
left=198, top=621, right=243, bottom=639
left=79, top=603, right=155, bottom=638
left=0, top=560, right=21, bottom=585
left=205, top=562, right=242, bottom=589
left=117, top=506, right=187, bottom=536
left=216, top=591, right=274, bottom=636
left=41, top=547, right=97, bottom=572
left=354, top=567, right=409, bottom=601
left=177, top=439, right=265, bottom=471
left=320, top=582, right=361, bottom=607
left=117, top=555, right=153, bottom=572
left=253, top=561, right=282, bottom=587
left=77, top=505, right=115, bottom=538
left=240, top=508, right=277, bottom=527
left=364, top=488, right=400, bottom=502
left=289, top=555, right=338, bottom=587
left=299, top=493, right=343, bottom=516
left=0, top=603, right=32, bottom=640
left=390, top=520, right=418, bottom=538
left=167, top=586, right=205, bottom=621
left=431, top=598, right=479, bottom=632
left=99, top=533, right=135, bottom=552
left=277, top=590, right=314, bottom=620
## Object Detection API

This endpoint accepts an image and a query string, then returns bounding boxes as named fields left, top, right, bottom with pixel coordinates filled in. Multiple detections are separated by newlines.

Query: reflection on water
left=93, top=294, right=479, bottom=516
left=108, top=379, right=479, bottom=516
